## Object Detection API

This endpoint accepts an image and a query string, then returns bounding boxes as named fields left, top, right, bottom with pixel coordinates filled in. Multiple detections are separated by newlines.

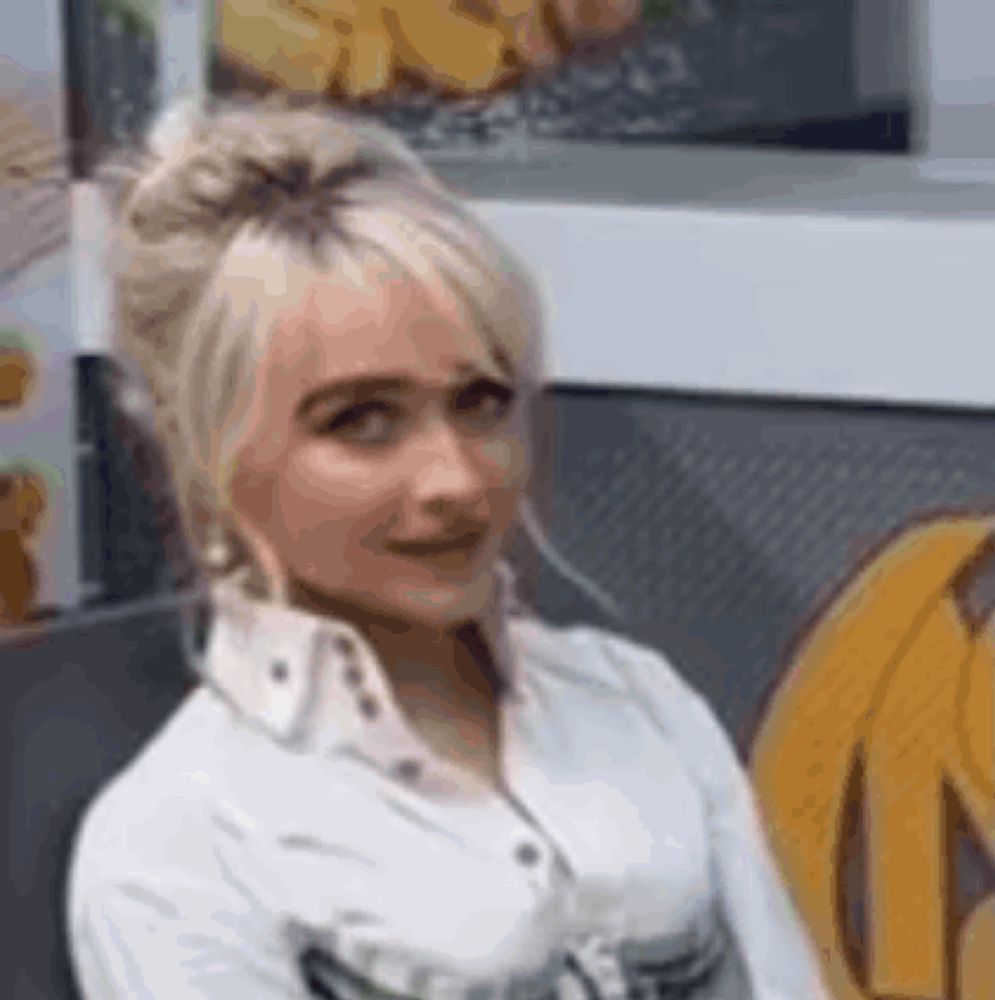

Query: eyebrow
left=295, top=363, right=502, bottom=420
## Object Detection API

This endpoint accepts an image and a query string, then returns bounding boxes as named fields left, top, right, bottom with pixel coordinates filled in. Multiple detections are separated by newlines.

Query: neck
left=286, top=575, right=504, bottom=704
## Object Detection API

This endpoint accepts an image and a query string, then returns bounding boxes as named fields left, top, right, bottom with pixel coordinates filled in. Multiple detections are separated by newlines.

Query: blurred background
left=3, top=2, right=995, bottom=999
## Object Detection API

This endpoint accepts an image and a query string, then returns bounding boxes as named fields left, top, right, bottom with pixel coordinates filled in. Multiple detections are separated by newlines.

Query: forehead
left=265, top=257, right=499, bottom=387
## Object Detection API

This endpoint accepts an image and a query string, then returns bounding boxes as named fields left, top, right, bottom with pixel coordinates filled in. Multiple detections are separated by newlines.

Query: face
left=226, top=256, right=531, bottom=627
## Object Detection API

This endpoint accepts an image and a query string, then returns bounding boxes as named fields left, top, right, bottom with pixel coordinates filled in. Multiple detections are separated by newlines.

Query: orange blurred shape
left=216, top=0, right=642, bottom=97
left=0, top=470, right=47, bottom=536
left=0, top=472, right=44, bottom=626
left=0, top=346, right=33, bottom=409
left=0, top=532, right=35, bottom=626
left=217, top=0, right=348, bottom=93
left=382, top=2, right=517, bottom=95
left=16, top=472, right=46, bottom=537
left=752, top=516, right=995, bottom=1000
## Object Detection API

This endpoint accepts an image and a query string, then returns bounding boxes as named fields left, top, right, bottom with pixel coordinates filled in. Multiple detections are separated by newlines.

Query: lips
left=389, top=531, right=485, bottom=558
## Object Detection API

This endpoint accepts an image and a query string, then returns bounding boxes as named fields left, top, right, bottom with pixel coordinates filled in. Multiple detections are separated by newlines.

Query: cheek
left=277, top=448, right=401, bottom=543
left=477, top=436, right=530, bottom=534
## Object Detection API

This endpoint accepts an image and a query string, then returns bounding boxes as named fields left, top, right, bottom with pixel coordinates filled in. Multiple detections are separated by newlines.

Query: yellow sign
left=0, top=346, right=34, bottom=410
left=215, top=0, right=642, bottom=97
left=0, top=463, right=51, bottom=626
left=752, top=516, right=995, bottom=1000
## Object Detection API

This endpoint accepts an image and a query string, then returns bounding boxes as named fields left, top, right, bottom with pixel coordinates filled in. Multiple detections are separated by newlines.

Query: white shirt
left=65, top=582, right=828, bottom=1000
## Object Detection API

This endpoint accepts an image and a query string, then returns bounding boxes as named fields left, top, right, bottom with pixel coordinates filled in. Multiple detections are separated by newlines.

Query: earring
left=201, top=521, right=233, bottom=572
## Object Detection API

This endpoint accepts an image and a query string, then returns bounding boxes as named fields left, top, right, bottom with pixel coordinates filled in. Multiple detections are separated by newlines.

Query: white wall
left=159, top=0, right=210, bottom=106
left=927, top=0, right=995, bottom=107
left=473, top=198, right=995, bottom=409
left=75, top=182, right=995, bottom=410
left=918, top=0, right=995, bottom=177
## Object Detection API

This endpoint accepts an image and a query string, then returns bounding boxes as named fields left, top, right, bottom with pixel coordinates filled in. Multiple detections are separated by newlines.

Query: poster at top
left=208, top=1, right=910, bottom=156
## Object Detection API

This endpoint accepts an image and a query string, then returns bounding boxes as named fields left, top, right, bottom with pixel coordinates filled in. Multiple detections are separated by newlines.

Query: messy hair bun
left=103, top=94, right=433, bottom=433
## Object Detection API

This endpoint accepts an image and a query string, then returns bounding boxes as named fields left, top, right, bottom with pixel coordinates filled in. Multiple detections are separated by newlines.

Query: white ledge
left=430, top=143, right=995, bottom=219
left=73, top=142, right=995, bottom=410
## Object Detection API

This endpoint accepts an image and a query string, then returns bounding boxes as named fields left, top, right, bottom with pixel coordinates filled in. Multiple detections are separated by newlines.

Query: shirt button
left=336, top=635, right=355, bottom=656
left=270, top=659, right=289, bottom=682
left=394, top=758, right=423, bottom=783
left=515, top=842, right=541, bottom=866
left=343, top=664, right=363, bottom=687
left=358, top=694, right=380, bottom=720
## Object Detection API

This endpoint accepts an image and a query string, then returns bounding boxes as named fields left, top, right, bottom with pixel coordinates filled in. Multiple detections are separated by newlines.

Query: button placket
left=493, top=779, right=570, bottom=897
left=495, top=694, right=574, bottom=895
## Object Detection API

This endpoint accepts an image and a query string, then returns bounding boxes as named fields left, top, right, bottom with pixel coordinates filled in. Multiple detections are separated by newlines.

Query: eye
left=322, top=401, right=403, bottom=445
left=452, top=378, right=516, bottom=430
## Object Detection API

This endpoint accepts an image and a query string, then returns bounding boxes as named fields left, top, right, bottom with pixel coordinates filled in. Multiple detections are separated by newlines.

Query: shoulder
left=514, top=615, right=742, bottom=791
left=66, top=689, right=250, bottom=916
left=63, top=707, right=295, bottom=998
left=512, top=614, right=706, bottom=713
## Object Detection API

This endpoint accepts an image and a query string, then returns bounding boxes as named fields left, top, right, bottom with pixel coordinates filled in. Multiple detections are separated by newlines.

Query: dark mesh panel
left=527, top=389, right=995, bottom=746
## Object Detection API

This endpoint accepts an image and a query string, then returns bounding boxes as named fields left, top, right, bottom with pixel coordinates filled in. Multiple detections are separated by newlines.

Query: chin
left=387, top=574, right=496, bottom=627
left=290, top=562, right=499, bottom=629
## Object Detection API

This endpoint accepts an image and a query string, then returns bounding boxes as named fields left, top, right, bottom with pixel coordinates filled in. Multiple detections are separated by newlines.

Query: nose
left=408, top=416, right=487, bottom=512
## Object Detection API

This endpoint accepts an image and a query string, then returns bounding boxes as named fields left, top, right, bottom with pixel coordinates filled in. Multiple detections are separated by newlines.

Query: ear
left=227, top=504, right=290, bottom=604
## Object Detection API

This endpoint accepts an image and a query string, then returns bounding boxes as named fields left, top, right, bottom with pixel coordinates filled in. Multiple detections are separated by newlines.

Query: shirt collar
left=198, top=564, right=524, bottom=790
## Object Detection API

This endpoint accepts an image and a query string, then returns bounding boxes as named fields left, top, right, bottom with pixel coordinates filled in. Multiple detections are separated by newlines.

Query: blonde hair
left=102, top=95, right=546, bottom=592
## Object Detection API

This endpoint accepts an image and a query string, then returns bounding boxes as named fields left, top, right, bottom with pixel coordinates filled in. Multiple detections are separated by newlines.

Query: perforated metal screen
left=508, top=388, right=995, bottom=748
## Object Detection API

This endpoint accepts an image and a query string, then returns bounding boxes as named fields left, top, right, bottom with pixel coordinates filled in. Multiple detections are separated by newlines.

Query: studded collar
left=197, top=565, right=524, bottom=795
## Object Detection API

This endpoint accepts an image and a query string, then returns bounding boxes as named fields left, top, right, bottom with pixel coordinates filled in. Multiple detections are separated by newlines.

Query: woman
left=65, top=97, right=828, bottom=1000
